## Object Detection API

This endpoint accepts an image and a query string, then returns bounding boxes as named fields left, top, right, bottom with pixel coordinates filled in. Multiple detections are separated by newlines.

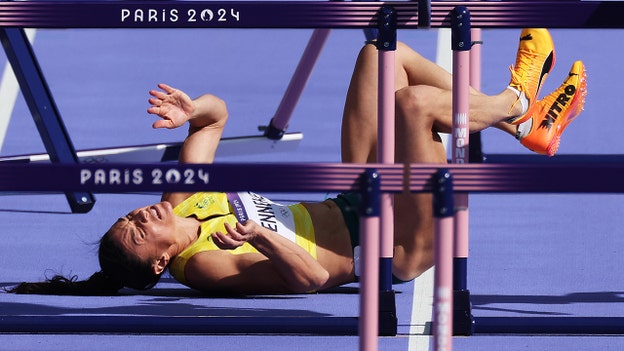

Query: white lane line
left=436, top=28, right=452, bottom=154
left=0, top=28, right=37, bottom=152
left=408, top=267, right=434, bottom=351
left=407, top=29, right=449, bottom=350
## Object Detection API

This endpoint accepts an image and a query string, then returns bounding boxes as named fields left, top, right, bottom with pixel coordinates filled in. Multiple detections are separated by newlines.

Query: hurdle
left=0, top=3, right=427, bottom=351
left=444, top=2, right=624, bottom=338
left=3, top=1, right=624, bottom=350
left=0, top=133, right=304, bottom=164
left=0, top=25, right=96, bottom=213
left=3, top=162, right=624, bottom=340
left=0, top=1, right=417, bottom=214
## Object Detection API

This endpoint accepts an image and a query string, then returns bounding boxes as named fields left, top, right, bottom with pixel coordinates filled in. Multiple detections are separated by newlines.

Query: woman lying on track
left=9, top=28, right=586, bottom=295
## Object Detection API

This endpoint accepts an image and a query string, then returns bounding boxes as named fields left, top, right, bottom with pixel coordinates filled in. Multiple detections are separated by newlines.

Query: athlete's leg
left=341, top=29, right=574, bottom=279
left=340, top=41, right=520, bottom=279
left=388, top=78, right=530, bottom=279
left=340, top=41, right=519, bottom=164
left=340, top=42, right=406, bottom=163
left=390, top=29, right=574, bottom=279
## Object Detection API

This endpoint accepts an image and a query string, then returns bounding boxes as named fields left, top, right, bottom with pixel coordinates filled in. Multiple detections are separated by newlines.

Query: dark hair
left=98, top=231, right=161, bottom=291
left=6, top=231, right=162, bottom=296
left=6, top=271, right=123, bottom=296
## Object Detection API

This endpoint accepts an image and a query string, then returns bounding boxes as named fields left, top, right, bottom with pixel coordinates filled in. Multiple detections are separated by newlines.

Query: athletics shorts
left=328, top=193, right=410, bottom=284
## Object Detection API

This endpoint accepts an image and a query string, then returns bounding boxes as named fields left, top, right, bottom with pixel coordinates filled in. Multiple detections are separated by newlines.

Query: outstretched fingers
left=146, top=83, right=193, bottom=129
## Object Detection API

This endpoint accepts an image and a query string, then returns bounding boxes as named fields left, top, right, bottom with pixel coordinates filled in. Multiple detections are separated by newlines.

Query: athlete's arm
left=183, top=250, right=290, bottom=294
left=146, top=83, right=228, bottom=206
left=194, top=220, right=330, bottom=294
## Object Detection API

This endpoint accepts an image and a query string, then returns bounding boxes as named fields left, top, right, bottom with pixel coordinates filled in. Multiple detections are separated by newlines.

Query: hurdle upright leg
left=375, top=5, right=398, bottom=337
left=448, top=6, right=475, bottom=337
left=263, top=23, right=381, bottom=140
left=359, top=168, right=381, bottom=351
left=468, top=28, right=483, bottom=164
left=263, top=28, right=330, bottom=139
left=0, top=27, right=95, bottom=213
left=432, top=169, right=455, bottom=351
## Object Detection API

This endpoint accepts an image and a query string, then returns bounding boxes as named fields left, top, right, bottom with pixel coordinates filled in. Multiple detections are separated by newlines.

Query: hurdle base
left=453, top=289, right=475, bottom=335
left=260, top=119, right=286, bottom=140
left=0, top=315, right=359, bottom=335
left=473, top=316, right=624, bottom=335
left=379, top=289, right=398, bottom=336
left=65, top=192, right=95, bottom=214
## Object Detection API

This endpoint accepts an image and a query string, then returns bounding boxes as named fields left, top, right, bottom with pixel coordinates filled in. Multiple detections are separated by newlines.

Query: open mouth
left=150, top=206, right=161, bottom=220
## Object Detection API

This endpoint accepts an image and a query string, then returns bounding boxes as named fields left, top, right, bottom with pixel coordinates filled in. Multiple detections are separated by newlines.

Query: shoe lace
left=508, top=51, right=539, bottom=114
left=509, top=50, right=539, bottom=91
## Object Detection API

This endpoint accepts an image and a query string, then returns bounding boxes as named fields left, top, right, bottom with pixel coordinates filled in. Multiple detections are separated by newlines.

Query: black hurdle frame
left=0, top=27, right=95, bottom=213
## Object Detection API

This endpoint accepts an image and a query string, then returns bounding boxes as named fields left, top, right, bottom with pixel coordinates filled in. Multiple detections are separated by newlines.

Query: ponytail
left=7, top=228, right=162, bottom=295
left=6, top=271, right=124, bottom=296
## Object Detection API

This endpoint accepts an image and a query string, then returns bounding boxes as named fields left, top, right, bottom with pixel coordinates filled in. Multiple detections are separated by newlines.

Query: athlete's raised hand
left=147, top=83, right=194, bottom=129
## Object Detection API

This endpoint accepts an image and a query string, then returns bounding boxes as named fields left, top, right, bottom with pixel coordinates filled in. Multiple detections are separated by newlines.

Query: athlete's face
left=107, top=201, right=177, bottom=263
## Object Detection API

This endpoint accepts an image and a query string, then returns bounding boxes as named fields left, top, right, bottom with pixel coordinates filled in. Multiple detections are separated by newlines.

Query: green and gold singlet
left=169, top=192, right=316, bottom=285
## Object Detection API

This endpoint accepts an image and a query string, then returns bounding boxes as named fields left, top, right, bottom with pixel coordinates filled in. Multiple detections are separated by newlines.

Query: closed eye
left=117, top=216, right=146, bottom=244
left=130, top=226, right=147, bottom=244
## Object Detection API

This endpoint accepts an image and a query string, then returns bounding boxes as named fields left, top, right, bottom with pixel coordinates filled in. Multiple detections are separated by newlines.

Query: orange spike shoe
left=507, top=28, right=556, bottom=125
left=517, top=61, right=587, bottom=156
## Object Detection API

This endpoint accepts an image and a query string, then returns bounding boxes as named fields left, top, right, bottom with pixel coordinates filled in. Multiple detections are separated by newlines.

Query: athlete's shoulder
left=174, top=192, right=230, bottom=218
